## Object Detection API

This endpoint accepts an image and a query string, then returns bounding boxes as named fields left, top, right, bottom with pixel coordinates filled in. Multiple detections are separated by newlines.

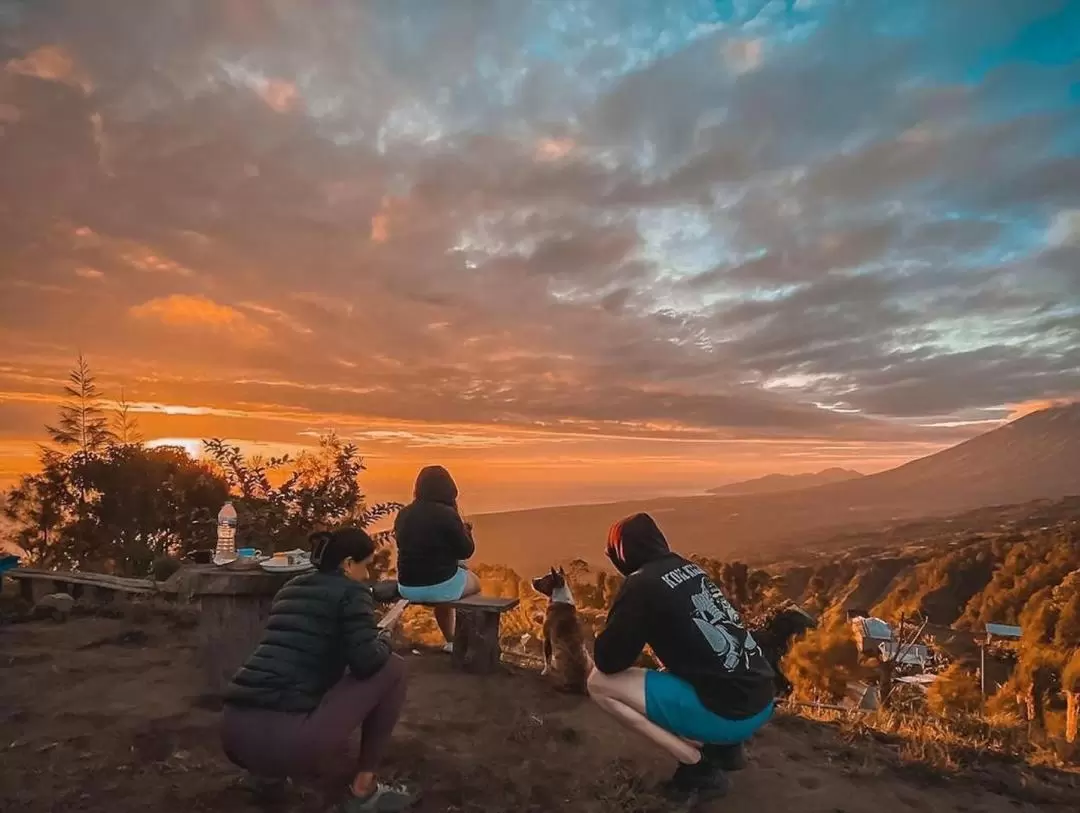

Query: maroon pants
left=221, top=655, right=407, bottom=781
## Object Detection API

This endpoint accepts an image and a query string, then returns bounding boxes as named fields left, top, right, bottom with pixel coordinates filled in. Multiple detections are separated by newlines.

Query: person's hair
left=309, top=527, right=376, bottom=573
left=413, top=464, right=459, bottom=508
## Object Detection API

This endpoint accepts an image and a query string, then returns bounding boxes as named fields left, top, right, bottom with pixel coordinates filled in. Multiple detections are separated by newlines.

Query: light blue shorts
left=644, top=670, right=774, bottom=745
left=398, top=567, right=469, bottom=603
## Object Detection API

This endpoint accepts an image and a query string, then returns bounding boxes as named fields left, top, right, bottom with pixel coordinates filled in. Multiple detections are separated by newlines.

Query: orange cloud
left=370, top=195, right=412, bottom=244
left=535, top=137, right=575, bottom=161
left=371, top=212, right=390, bottom=243
left=238, top=302, right=312, bottom=335
left=258, top=78, right=299, bottom=113
left=129, top=294, right=269, bottom=343
left=6, top=45, right=93, bottom=93
left=1008, top=397, right=1077, bottom=420
left=74, top=267, right=104, bottom=280
left=121, top=247, right=194, bottom=275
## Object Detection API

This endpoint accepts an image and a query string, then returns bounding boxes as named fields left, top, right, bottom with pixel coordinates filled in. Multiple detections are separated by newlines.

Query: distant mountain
left=472, top=404, right=1080, bottom=575
left=707, top=467, right=864, bottom=497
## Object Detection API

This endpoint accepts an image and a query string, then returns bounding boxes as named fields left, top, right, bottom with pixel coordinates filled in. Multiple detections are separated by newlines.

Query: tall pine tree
left=44, top=353, right=115, bottom=455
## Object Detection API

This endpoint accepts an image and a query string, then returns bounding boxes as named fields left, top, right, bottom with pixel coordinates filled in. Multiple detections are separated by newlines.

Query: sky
left=1, top=0, right=1079, bottom=513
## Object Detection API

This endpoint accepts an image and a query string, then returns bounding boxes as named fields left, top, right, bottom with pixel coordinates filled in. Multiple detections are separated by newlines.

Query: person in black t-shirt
left=588, top=513, right=776, bottom=803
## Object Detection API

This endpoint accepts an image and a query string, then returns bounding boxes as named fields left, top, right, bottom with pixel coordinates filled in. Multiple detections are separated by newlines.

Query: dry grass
left=780, top=696, right=1080, bottom=807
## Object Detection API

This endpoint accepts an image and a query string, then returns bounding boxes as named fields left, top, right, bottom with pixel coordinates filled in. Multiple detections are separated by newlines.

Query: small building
left=984, top=622, right=1022, bottom=643
left=979, top=622, right=1021, bottom=696
left=878, top=641, right=931, bottom=667
left=851, top=616, right=893, bottom=656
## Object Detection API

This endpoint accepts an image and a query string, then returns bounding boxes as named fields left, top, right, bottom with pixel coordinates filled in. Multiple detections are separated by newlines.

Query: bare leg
left=435, top=570, right=481, bottom=645
left=460, top=569, right=481, bottom=597
left=434, top=605, right=456, bottom=644
left=587, top=668, right=702, bottom=765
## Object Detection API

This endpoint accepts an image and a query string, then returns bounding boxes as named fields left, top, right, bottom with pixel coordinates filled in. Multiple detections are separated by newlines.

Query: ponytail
left=308, top=527, right=375, bottom=573
left=309, top=531, right=334, bottom=569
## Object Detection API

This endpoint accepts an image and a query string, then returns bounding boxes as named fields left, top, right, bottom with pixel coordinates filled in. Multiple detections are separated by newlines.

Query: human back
left=394, top=465, right=475, bottom=588
left=589, top=512, right=777, bottom=804
left=596, top=513, right=775, bottom=720
left=627, top=553, right=775, bottom=719
left=225, top=568, right=388, bottom=713
left=220, top=527, right=412, bottom=810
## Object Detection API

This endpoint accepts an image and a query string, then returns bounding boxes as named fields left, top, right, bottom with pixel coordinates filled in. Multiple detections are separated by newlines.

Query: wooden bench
left=6, top=567, right=155, bottom=605
left=371, top=580, right=519, bottom=675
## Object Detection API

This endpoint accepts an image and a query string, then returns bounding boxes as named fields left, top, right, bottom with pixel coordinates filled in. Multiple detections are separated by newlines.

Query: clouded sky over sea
left=1, top=1, right=1078, bottom=511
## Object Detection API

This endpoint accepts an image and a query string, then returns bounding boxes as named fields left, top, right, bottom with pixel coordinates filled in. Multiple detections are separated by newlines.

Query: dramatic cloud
left=0, top=0, right=1078, bottom=508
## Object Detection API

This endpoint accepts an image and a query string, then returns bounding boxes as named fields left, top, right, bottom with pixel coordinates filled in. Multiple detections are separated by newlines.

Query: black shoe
left=660, top=759, right=730, bottom=804
left=703, top=742, right=747, bottom=771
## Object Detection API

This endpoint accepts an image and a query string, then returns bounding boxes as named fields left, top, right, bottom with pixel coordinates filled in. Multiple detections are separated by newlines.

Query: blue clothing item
left=398, top=566, right=469, bottom=603
left=644, top=670, right=774, bottom=745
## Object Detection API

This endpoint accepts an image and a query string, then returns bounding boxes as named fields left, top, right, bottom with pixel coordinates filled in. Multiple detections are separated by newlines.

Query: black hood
left=413, top=465, right=459, bottom=507
left=606, top=513, right=670, bottom=576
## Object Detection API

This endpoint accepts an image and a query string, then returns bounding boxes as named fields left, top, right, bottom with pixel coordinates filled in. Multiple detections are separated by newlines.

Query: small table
left=161, top=563, right=300, bottom=696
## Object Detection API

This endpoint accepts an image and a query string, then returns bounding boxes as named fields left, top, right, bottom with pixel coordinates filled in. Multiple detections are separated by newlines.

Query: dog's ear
left=550, top=566, right=558, bottom=578
left=558, top=566, right=566, bottom=577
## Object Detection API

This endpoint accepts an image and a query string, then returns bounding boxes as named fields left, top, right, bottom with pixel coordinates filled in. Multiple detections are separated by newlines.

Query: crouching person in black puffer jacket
left=221, top=528, right=413, bottom=812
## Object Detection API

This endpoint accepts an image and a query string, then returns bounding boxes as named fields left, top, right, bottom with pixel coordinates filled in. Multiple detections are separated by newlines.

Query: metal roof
left=985, top=623, right=1022, bottom=639
left=853, top=616, right=894, bottom=640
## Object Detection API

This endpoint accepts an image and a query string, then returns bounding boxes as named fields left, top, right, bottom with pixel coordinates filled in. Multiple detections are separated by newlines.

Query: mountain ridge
left=471, top=403, right=1080, bottom=575
left=707, top=467, right=864, bottom=497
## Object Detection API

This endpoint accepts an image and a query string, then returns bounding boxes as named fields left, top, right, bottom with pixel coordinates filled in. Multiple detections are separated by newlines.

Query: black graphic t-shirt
left=594, top=552, right=776, bottom=720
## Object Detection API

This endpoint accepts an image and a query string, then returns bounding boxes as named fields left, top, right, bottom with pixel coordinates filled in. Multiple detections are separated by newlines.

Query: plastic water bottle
left=216, top=501, right=238, bottom=562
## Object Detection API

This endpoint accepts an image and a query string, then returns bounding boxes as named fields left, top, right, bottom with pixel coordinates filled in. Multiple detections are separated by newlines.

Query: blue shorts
left=398, top=567, right=469, bottom=603
left=644, top=670, right=774, bottom=745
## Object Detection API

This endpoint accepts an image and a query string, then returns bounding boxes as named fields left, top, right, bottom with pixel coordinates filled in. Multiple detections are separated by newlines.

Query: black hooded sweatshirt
left=394, top=466, right=476, bottom=587
left=594, top=513, right=776, bottom=720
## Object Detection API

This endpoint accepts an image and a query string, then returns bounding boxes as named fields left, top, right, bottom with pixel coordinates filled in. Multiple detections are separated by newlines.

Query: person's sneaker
left=341, top=782, right=415, bottom=812
left=703, top=742, right=748, bottom=771
left=441, top=642, right=454, bottom=654
left=660, top=759, right=730, bottom=804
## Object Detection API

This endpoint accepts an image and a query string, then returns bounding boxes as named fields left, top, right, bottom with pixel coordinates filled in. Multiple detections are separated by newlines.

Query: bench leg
left=451, top=609, right=502, bottom=674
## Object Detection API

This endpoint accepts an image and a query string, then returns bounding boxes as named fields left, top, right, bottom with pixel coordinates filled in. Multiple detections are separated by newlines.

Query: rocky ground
left=1, top=610, right=1077, bottom=813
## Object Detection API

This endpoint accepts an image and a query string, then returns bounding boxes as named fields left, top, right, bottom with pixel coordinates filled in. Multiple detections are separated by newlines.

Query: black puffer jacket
left=224, top=570, right=390, bottom=713
left=395, top=466, right=475, bottom=587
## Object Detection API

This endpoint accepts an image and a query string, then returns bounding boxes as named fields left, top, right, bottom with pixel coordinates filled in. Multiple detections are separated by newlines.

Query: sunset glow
left=2, top=2, right=1078, bottom=513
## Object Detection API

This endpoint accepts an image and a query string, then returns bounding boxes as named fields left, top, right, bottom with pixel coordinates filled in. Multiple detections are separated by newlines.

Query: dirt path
left=1, top=616, right=1074, bottom=812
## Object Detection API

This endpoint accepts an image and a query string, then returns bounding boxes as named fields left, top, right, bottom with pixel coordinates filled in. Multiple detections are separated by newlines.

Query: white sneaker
left=442, top=642, right=453, bottom=654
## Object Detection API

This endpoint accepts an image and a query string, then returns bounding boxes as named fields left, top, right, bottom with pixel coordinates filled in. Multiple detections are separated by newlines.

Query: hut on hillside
left=878, top=640, right=931, bottom=668
left=851, top=615, right=894, bottom=657
left=979, top=622, right=1022, bottom=696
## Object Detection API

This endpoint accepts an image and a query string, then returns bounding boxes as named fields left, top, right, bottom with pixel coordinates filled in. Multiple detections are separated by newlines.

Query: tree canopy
left=3, top=356, right=397, bottom=576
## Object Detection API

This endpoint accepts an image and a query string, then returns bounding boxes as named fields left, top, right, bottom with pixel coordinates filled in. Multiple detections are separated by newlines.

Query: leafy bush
left=928, top=663, right=982, bottom=715
left=782, top=622, right=863, bottom=703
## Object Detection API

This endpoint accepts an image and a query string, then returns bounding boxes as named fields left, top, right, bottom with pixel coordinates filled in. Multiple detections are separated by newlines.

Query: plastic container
left=215, top=501, right=238, bottom=563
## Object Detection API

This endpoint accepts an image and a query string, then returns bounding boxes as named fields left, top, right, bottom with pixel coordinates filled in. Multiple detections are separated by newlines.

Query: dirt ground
left=1, top=613, right=1077, bottom=813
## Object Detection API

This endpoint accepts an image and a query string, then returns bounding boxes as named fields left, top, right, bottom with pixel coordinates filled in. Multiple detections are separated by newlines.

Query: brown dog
left=531, top=567, right=590, bottom=694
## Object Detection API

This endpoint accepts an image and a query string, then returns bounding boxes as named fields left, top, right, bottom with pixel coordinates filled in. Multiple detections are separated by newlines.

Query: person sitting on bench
left=221, top=528, right=413, bottom=812
left=587, top=513, right=776, bottom=804
left=394, top=465, right=481, bottom=651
